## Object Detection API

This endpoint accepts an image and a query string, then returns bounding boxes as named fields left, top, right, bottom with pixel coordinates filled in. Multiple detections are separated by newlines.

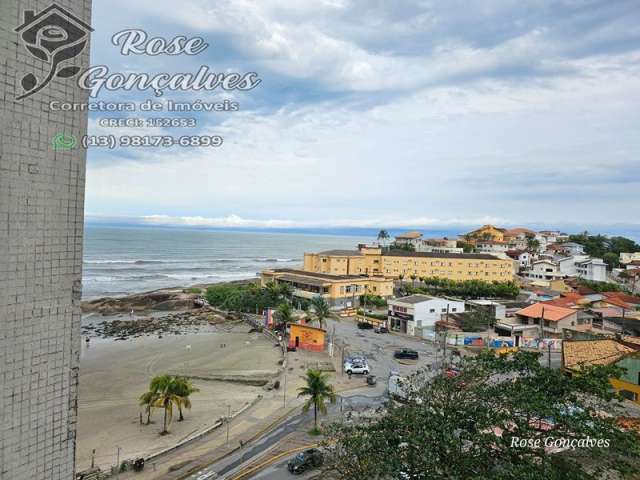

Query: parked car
left=287, top=448, right=324, bottom=474
left=394, top=348, right=419, bottom=360
left=357, top=321, right=374, bottom=329
left=374, top=326, right=388, bottom=334
left=344, top=359, right=370, bottom=375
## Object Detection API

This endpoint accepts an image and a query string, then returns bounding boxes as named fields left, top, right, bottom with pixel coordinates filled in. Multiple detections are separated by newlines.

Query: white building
left=476, top=240, right=509, bottom=254
left=416, top=244, right=464, bottom=254
left=388, top=294, right=465, bottom=336
left=527, top=259, right=564, bottom=281
left=576, top=257, right=607, bottom=282
left=557, top=255, right=590, bottom=276
left=394, top=231, right=423, bottom=250
left=561, top=242, right=586, bottom=256
left=506, top=250, right=532, bottom=269
left=621, top=253, right=640, bottom=265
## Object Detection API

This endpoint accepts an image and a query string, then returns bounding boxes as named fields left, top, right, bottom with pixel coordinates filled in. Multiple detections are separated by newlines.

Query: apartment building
left=303, top=245, right=514, bottom=282
left=1, top=2, right=91, bottom=479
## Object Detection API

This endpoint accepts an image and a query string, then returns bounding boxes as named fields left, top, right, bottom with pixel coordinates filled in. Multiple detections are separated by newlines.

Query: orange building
left=288, top=323, right=326, bottom=352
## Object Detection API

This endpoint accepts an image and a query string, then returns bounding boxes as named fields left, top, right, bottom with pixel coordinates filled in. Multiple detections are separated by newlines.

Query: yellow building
left=288, top=323, right=326, bottom=352
left=261, top=268, right=393, bottom=309
left=462, top=225, right=506, bottom=242
left=303, top=245, right=514, bottom=282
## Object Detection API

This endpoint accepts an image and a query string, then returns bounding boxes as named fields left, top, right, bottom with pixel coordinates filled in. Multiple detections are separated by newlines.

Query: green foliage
left=275, top=301, right=293, bottom=326
left=204, top=281, right=284, bottom=313
left=458, top=308, right=493, bottom=332
left=407, top=277, right=519, bottom=299
left=183, top=287, right=202, bottom=294
left=603, top=252, right=620, bottom=269
left=577, top=278, right=628, bottom=293
left=324, top=350, right=640, bottom=479
left=457, top=240, right=474, bottom=253
left=297, top=369, right=336, bottom=428
left=140, top=374, right=199, bottom=434
left=360, top=293, right=387, bottom=308
left=568, top=232, right=640, bottom=263
left=310, top=296, right=331, bottom=329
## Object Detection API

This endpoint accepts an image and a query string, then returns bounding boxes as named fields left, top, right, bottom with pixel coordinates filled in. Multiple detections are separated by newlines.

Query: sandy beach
left=76, top=315, right=283, bottom=472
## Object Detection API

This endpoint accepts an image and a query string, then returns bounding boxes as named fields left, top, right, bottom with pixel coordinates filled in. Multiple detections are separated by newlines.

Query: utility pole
left=226, top=405, right=231, bottom=445
left=547, top=341, right=552, bottom=369
left=91, top=449, right=95, bottom=469
left=115, top=446, right=121, bottom=479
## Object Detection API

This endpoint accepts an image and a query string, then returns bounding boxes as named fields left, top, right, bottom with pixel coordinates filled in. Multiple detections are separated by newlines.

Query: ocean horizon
left=82, top=223, right=640, bottom=299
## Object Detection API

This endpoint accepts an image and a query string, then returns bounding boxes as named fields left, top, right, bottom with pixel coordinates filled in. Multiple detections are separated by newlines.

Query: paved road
left=185, top=409, right=310, bottom=480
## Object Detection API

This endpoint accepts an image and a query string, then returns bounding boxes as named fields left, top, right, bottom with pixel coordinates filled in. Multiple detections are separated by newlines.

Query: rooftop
left=382, top=250, right=500, bottom=260
left=269, top=268, right=365, bottom=282
left=563, top=340, right=635, bottom=370
left=516, top=303, right=576, bottom=322
left=317, top=249, right=362, bottom=256
left=395, top=231, right=423, bottom=239
left=390, top=294, right=436, bottom=304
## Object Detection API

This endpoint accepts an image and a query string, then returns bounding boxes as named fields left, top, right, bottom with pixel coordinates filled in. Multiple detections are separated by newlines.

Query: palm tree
left=150, top=374, right=182, bottom=435
left=377, top=229, right=390, bottom=247
left=276, top=301, right=293, bottom=329
left=139, top=390, right=157, bottom=425
left=410, top=273, right=417, bottom=287
left=297, top=369, right=336, bottom=430
left=278, top=282, right=294, bottom=302
left=172, top=376, right=200, bottom=422
left=310, top=296, right=331, bottom=329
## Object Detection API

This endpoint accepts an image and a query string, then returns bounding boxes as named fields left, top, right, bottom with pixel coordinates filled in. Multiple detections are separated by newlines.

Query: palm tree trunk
left=146, top=407, right=151, bottom=425
left=178, top=404, right=184, bottom=421
left=162, top=406, right=168, bottom=434
left=313, top=400, right=317, bottom=428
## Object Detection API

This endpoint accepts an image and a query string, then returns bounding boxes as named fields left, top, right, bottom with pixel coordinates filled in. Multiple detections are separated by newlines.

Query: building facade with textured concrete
left=0, top=1, right=91, bottom=479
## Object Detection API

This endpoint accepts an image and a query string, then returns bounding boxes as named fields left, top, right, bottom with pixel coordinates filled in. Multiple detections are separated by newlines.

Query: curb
left=228, top=443, right=318, bottom=480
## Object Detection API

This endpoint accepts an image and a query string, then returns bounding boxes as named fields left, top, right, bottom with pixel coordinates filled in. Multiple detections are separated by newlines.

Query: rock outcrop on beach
left=82, top=290, right=197, bottom=314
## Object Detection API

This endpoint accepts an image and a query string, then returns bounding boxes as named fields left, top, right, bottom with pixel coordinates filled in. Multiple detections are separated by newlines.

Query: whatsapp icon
left=52, top=133, right=77, bottom=150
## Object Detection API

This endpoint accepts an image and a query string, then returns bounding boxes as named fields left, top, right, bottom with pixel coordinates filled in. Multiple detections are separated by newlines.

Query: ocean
left=82, top=225, right=376, bottom=299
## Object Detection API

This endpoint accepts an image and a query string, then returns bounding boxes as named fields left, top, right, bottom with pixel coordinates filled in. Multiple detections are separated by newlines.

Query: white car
left=344, top=360, right=370, bottom=375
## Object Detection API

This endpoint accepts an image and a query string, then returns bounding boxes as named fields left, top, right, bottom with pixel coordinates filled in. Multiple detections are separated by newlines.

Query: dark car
left=374, top=326, right=388, bottom=334
left=357, top=321, right=374, bottom=329
left=287, top=448, right=324, bottom=474
left=394, top=348, right=419, bottom=360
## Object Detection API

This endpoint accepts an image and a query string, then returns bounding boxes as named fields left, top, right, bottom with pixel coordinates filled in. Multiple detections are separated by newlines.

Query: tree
left=410, top=273, right=417, bottom=287
left=139, top=390, right=157, bottom=425
left=377, top=229, right=390, bottom=247
left=603, top=252, right=620, bottom=270
left=526, top=237, right=541, bottom=252
left=149, top=374, right=183, bottom=435
left=172, top=376, right=200, bottom=422
left=324, top=350, right=640, bottom=479
left=310, top=296, right=331, bottom=329
left=297, top=369, right=336, bottom=430
left=275, top=301, right=293, bottom=328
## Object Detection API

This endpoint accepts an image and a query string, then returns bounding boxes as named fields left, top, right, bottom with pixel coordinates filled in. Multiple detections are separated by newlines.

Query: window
left=452, top=308, right=457, bottom=312
left=429, top=308, right=435, bottom=313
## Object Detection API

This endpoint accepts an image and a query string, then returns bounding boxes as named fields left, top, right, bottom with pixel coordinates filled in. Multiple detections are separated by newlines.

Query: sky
left=85, top=0, right=640, bottom=233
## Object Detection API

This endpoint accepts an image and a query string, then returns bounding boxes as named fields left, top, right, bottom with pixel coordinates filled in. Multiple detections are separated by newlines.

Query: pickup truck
left=394, top=348, right=419, bottom=360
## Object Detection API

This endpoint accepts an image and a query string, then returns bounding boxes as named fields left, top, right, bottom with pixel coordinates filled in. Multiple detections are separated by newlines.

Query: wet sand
left=76, top=324, right=282, bottom=472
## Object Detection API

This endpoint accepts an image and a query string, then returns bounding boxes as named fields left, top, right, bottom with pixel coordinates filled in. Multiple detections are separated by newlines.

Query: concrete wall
left=0, top=1, right=91, bottom=479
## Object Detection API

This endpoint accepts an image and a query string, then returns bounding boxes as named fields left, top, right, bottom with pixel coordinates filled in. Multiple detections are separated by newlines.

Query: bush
left=407, top=278, right=519, bottom=299
left=183, top=287, right=202, bottom=294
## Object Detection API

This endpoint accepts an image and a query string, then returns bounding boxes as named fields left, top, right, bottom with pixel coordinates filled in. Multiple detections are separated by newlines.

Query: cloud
left=86, top=0, right=640, bottom=227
